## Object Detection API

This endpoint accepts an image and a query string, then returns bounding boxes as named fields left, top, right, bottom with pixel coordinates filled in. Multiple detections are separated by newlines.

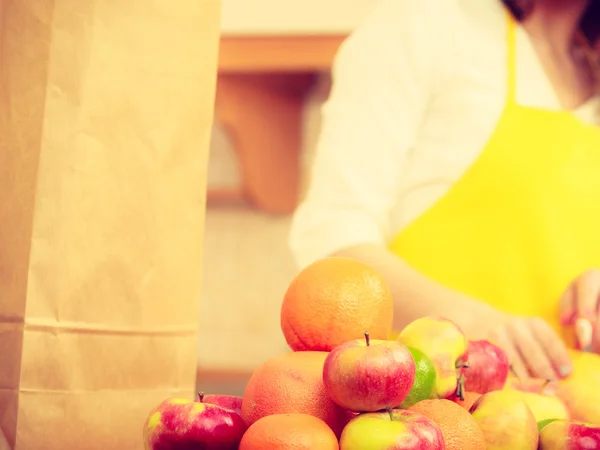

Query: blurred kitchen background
left=197, top=0, right=380, bottom=393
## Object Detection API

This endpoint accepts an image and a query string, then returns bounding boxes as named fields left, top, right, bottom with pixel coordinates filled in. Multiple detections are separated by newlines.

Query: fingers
left=559, top=270, right=600, bottom=352
left=574, top=269, right=600, bottom=321
left=490, top=316, right=575, bottom=380
left=560, top=283, right=576, bottom=326
left=530, top=318, right=572, bottom=378
left=520, top=377, right=554, bottom=394
left=507, top=319, right=559, bottom=380
left=490, top=327, right=529, bottom=381
left=594, top=318, right=600, bottom=354
left=507, top=348, right=530, bottom=381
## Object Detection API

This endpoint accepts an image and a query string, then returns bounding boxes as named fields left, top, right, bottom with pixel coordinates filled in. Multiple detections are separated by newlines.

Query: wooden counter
left=210, top=35, right=346, bottom=214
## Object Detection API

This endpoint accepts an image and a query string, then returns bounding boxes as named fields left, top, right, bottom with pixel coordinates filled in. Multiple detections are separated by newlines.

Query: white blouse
left=289, top=0, right=600, bottom=269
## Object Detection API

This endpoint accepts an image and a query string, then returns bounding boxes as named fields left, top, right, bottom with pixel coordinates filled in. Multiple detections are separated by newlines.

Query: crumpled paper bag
left=0, top=0, right=222, bottom=448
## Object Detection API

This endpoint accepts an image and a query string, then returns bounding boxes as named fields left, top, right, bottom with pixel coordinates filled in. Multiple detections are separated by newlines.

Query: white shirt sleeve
left=289, top=0, right=444, bottom=269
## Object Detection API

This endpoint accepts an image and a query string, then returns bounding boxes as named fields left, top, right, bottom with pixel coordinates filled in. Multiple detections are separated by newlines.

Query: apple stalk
left=538, top=379, right=552, bottom=395
left=453, top=360, right=470, bottom=401
left=509, top=364, right=520, bottom=382
left=386, top=406, right=394, bottom=421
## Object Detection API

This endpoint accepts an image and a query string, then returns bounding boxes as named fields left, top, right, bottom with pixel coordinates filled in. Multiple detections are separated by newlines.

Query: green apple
left=398, top=317, right=468, bottom=399
left=505, top=389, right=569, bottom=424
left=504, top=378, right=569, bottom=424
left=470, top=390, right=538, bottom=449
left=340, top=409, right=444, bottom=450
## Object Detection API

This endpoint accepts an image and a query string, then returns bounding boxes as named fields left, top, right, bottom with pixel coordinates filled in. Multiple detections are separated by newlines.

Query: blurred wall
left=220, top=0, right=380, bottom=35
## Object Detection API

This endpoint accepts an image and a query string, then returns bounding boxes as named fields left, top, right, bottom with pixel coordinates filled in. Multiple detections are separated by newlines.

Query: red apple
left=539, top=419, right=600, bottom=449
left=200, top=392, right=243, bottom=415
left=464, top=339, right=510, bottom=394
left=470, top=389, right=539, bottom=449
left=143, top=397, right=246, bottom=450
left=323, top=332, right=416, bottom=412
left=340, top=409, right=444, bottom=449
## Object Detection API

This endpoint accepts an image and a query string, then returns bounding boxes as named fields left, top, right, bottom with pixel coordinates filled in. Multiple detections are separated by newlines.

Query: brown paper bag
left=0, top=0, right=222, bottom=448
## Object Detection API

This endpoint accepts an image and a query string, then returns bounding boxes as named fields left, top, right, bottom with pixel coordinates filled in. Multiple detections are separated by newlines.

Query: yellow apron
left=389, top=14, right=600, bottom=348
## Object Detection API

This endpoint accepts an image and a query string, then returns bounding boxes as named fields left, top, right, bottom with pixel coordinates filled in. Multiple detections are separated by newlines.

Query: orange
left=409, top=399, right=486, bottom=450
left=281, top=256, right=393, bottom=352
left=241, top=351, right=349, bottom=437
left=451, top=392, right=481, bottom=411
left=239, top=414, right=338, bottom=450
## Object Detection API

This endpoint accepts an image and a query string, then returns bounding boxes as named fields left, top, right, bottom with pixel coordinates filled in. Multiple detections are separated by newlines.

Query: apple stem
left=455, top=372, right=467, bottom=401
left=198, top=392, right=205, bottom=403
left=539, top=379, right=552, bottom=395
left=386, top=406, right=393, bottom=421
left=364, top=331, right=371, bottom=347
left=455, top=360, right=470, bottom=370
left=509, top=364, right=521, bottom=382
left=453, top=357, right=469, bottom=401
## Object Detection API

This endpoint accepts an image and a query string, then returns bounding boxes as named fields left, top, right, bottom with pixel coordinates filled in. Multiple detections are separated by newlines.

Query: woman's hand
left=559, top=269, right=600, bottom=352
left=485, top=315, right=573, bottom=381
left=463, top=309, right=572, bottom=381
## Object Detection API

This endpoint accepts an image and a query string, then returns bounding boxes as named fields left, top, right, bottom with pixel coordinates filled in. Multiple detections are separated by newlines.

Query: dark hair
left=501, top=0, right=600, bottom=45
left=581, top=1, right=600, bottom=44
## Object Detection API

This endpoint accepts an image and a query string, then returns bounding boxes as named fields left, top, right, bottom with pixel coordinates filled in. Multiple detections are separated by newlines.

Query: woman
left=289, top=0, right=600, bottom=381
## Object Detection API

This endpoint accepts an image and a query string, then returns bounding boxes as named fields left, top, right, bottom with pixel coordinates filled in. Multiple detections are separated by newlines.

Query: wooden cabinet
left=212, top=36, right=344, bottom=214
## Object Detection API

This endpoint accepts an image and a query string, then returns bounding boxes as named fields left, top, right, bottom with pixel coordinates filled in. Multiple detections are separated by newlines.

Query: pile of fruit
left=144, top=257, right=600, bottom=449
